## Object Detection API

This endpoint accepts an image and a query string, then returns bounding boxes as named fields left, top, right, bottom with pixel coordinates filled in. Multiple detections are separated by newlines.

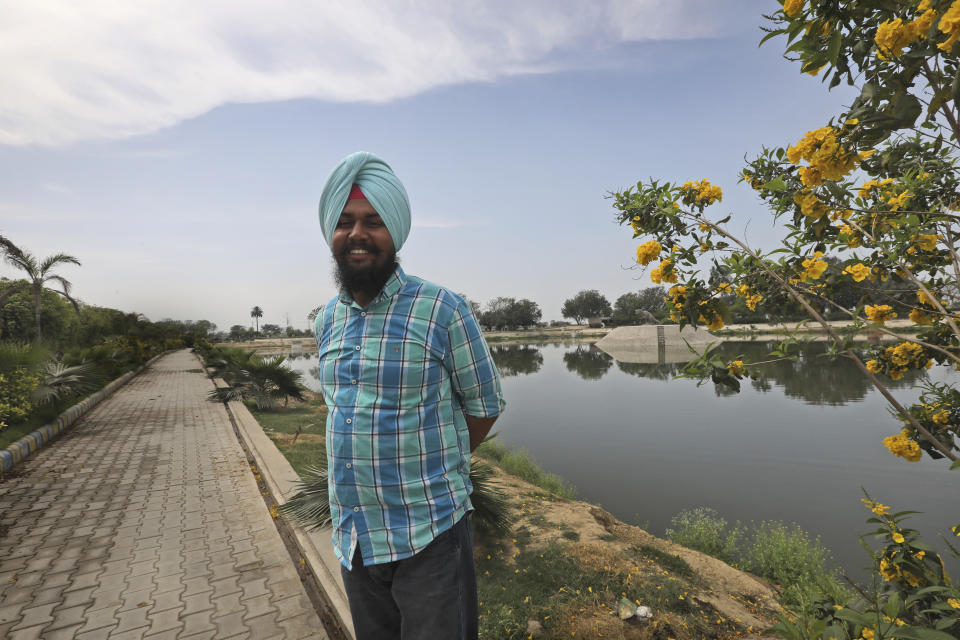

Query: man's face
left=332, top=197, right=397, bottom=298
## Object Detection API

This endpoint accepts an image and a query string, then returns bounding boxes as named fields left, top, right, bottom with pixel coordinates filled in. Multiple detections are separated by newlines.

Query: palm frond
left=208, top=386, right=246, bottom=403
left=39, top=253, right=81, bottom=274
left=469, top=458, right=513, bottom=538
left=279, top=464, right=332, bottom=531
left=32, top=360, right=102, bottom=405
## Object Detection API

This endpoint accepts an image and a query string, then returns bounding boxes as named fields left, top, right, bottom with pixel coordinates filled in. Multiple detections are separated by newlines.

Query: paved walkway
left=0, top=350, right=329, bottom=640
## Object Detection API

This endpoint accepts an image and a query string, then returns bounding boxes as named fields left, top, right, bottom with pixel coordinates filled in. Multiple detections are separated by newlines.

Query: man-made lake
left=285, top=340, right=956, bottom=576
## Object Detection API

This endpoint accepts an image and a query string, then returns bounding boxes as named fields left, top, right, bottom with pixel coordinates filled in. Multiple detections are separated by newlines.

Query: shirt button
left=346, top=418, right=352, bottom=424
left=351, top=379, right=357, bottom=385
left=353, top=506, right=360, bottom=512
left=345, top=463, right=352, bottom=469
left=361, top=311, right=366, bottom=317
left=355, top=345, right=361, bottom=351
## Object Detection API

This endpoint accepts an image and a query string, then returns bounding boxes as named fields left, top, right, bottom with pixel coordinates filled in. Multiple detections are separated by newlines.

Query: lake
left=283, top=340, right=957, bottom=576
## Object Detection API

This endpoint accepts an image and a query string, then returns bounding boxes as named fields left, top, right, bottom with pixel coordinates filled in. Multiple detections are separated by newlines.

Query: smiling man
left=315, top=151, right=505, bottom=640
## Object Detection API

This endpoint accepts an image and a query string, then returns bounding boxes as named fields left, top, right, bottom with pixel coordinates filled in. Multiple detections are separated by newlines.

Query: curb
left=202, top=363, right=354, bottom=639
left=0, top=352, right=167, bottom=474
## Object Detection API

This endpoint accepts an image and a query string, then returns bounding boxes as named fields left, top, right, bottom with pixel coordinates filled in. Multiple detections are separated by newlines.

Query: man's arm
left=466, top=414, right=498, bottom=452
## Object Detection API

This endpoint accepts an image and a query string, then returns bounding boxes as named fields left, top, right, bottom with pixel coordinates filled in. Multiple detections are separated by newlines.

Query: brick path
left=0, top=350, right=329, bottom=640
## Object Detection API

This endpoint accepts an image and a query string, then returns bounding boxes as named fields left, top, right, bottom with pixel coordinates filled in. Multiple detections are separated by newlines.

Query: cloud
left=0, top=0, right=727, bottom=147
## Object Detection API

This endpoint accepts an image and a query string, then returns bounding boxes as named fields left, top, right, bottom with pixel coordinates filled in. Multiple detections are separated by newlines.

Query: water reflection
left=616, top=361, right=683, bottom=381
left=709, top=342, right=925, bottom=405
left=490, top=344, right=544, bottom=377
left=562, top=346, right=613, bottom=381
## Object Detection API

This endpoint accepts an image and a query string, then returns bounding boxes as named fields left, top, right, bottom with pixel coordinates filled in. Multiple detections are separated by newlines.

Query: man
left=314, top=151, right=505, bottom=640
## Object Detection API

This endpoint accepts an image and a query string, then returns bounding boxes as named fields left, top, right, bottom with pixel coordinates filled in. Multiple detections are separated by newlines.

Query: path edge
left=204, top=364, right=355, bottom=639
left=0, top=352, right=168, bottom=474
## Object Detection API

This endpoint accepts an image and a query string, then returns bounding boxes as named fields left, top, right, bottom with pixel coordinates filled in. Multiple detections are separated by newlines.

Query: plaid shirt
left=314, top=266, right=504, bottom=568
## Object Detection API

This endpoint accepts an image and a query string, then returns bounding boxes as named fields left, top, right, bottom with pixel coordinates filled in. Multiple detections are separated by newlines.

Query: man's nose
left=347, top=220, right=367, bottom=239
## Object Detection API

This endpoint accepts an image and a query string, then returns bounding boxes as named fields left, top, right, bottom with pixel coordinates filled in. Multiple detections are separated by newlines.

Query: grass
left=473, top=440, right=576, bottom=499
left=477, top=537, right=747, bottom=639
left=248, top=394, right=328, bottom=474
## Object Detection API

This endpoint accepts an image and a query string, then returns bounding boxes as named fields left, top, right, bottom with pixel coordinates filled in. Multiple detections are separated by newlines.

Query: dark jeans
left=340, top=514, right=478, bottom=640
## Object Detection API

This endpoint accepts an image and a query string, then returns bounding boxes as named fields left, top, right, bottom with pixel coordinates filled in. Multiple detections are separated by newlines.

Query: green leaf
left=763, top=177, right=787, bottom=192
left=891, top=627, right=958, bottom=640
left=892, top=93, right=922, bottom=127
left=828, top=30, right=842, bottom=65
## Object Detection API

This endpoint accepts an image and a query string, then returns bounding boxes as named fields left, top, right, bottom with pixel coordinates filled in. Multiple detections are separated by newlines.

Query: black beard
left=333, top=246, right=399, bottom=302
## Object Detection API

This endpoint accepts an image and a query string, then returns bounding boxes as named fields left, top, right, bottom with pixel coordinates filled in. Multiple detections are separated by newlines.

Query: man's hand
left=465, top=415, right=498, bottom=452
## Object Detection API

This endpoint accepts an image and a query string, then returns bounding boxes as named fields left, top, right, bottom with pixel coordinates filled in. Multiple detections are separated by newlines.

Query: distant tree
left=0, top=235, right=81, bottom=342
left=458, top=293, right=482, bottom=319
left=261, top=323, right=282, bottom=337
left=229, top=324, right=247, bottom=341
left=250, top=306, right=263, bottom=335
left=561, top=290, right=611, bottom=324
left=612, top=287, right=667, bottom=325
left=480, top=297, right=542, bottom=329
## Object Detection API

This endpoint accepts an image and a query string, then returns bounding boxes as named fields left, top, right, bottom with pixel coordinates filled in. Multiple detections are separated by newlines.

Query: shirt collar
left=338, top=265, right=407, bottom=309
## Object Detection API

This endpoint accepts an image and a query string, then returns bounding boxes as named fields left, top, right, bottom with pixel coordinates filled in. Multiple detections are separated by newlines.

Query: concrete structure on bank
left=594, top=324, right=716, bottom=364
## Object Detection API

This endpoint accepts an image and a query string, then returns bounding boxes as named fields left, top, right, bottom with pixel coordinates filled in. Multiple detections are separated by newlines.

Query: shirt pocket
left=368, top=339, right=434, bottom=411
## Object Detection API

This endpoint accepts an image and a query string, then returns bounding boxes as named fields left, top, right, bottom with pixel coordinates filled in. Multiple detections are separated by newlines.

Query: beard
left=332, top=243, right=399, bottom=302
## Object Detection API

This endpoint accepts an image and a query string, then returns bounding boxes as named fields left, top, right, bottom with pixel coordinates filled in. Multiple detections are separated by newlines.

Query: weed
left=665, top=507, right=743, bottom=563
left=474, top=440, right=575, bottom=498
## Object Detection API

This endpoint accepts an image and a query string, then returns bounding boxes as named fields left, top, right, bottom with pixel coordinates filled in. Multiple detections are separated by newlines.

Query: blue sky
left=0, top=1, right=857, bottom=331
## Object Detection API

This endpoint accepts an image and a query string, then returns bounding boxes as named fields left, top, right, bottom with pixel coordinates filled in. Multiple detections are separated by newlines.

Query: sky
left=0, top=0, right=860, bottom=332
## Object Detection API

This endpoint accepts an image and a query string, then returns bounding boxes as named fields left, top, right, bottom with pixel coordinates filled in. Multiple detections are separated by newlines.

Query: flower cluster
left=666, top=285, right=686, bottom=323
left=727, top=360, right=745, bottom=376
left=867, top=340, right=931, bottom=382
left=679, top=179, right=722, bottom=208
left=938, top=0, right=960, bottom=52
left=635, top=240, right=662, bottom=266
left=883, top=428, right=923, bottom=462
left=844, top=262, right=872, bottom=282
left=783, top=0, right=804, bottom=19
left=865, top=304, right=897, bottom=325
left=799, top=251, right=828, bottom=281
left=787, top=126, right=859, bottom=185
left=650, top=258, right=677, bottom=284
left=793, top=189, right=831, bottom=219
left=874, top=1, right=945, bottom=60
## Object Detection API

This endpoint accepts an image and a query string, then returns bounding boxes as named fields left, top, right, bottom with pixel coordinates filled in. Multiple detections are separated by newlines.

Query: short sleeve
left=445, top=300, right=505, bottom=417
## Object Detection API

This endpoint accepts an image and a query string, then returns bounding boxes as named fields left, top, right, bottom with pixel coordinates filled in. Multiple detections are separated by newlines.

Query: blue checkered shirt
left=314, top=266, right=505, bottom=568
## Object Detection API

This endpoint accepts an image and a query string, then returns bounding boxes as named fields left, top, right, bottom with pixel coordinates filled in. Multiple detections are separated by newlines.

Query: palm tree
left=250, top=306, right=263, bottom=335
left=0, top=235, right=81, bottom=342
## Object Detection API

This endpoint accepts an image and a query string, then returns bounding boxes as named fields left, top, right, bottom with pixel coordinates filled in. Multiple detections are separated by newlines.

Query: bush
left=665, top=507, right=743, bottom=563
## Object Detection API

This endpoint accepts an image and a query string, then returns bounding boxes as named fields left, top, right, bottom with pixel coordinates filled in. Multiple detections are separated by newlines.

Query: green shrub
left=0, top=368, right=40, bottom=430
left=665, top=507, right=743, bottom=563
left=474, top=440, right=575, bottom=498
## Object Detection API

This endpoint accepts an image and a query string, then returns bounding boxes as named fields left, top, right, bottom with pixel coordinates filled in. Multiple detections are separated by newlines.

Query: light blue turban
left=318, top=151, right=411, bottom=251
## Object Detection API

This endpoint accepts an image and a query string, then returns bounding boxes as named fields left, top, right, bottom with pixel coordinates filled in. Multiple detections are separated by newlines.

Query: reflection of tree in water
left=709, top=342, right=925, bottom=405
left=615, top=361, right=682, bottom=381
left=490, top=345, right=544, bottom=377
left=563, top=346, right=613, bottom=381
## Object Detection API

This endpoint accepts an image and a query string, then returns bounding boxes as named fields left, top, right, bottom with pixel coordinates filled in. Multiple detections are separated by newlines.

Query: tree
left=611, top=287, right=666, bottom=325
left=250, top=306, right=263, bottom=335
left=260, top=323, right=282, bottom=337
left=560, top=290, right=612, bottom=324
left=479, top=297, right=542, bottom=329
left=613, top=2, right=960, bottom=637
left=0, top=235, right=81, bottom=342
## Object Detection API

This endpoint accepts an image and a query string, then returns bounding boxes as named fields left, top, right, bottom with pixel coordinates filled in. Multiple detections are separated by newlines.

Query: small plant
left=665, top=506, right=743, bottom=563
left=474, top=439, right=575, bottom=499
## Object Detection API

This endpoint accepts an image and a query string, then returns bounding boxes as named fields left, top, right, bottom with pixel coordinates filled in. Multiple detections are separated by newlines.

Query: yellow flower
left=865, top=359, right=882, bottom=373
left=875, top=18, right=919, bottom=60
left=891, top=531, right=905, bottom=544
left=727, top=360, right=745, bottom=376
left=698, top=223, right=710, bottom=232
left=887, top=189, right=912, bottom=211
left=636, top=240, right=662, bottom=266
left=932, top=409, right=950, bottom=424
left=861, top=628, right=875, bottom=640
left=948, top=598, right=960, bottom=609
left=909, top=308, right=934, bottom=324
left=650, top=259, right=677, bottom=284
left=716, top=282, right=732, bottom=294
left=784, top=0, right=805, bottom=19
left=883, top=429, right=923, bottom=462
left=938, top=2, right=960, bottom=52
left=865, top=304, right=897, bottom=325
left=745, top=294, right=764, bottom=311
left=844, top=263, right=872, bottom=283
left=788, top=127, right=858, bottom=182
left=680, top=179, right=723, bottom=207
left=914, top=234, right=938, bottom=251
left=800, top=251, right=828, bottom=281
left=793, top=189, right=830, bottom=219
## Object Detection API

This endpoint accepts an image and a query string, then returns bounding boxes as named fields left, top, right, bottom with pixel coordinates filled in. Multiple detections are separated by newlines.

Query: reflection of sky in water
left=285, top=342, right=957, bottom=576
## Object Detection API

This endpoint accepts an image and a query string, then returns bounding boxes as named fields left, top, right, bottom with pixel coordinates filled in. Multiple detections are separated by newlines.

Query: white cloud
left=0, top=0, right=726, bottom=147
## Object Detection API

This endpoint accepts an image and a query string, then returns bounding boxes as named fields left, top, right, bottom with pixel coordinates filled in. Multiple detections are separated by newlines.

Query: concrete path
left=0, top=350, right=329, bottom=640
